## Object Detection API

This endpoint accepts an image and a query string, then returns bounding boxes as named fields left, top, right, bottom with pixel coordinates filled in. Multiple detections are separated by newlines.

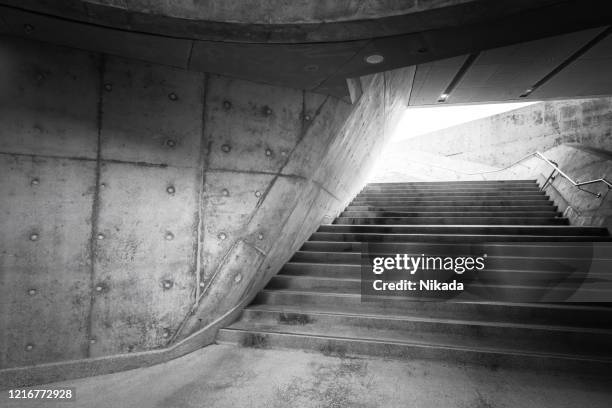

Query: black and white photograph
left=1, top=1, right=612, bottom=407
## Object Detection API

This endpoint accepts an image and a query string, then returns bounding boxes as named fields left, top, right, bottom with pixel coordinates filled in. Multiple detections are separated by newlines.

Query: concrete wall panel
left=0, top=155, right=95, bottom=368
left=243, top=177, right=309, bottom=254
left=403, top=97, right=612, bottom=167
left=281, top=95, right=352, bottom=178
left=90, top=163, right=198, bottom=356
left=314, top=72, right=386, bottom=199
left=101, top=57, right=204, bottom=167
left=200, top=171, right=276, bottom=286
left=205, top=75, right=303, bottom=173
left=180, top=239, right=266, bottom=335
left=0, top=36, right=98, bottom=158
left=0, top=34, right=417, bottom=371
left=254, top=181, right=328, bottom=288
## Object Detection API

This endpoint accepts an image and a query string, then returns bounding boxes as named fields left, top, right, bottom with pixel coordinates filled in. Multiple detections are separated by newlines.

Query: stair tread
left=281, top=266, right=611, bottom=278
left=301, top=241, right=605, bottom=248
left=241, top=304, right=612, bottom=334
left=312, top=232, right=612, bottom=238
left=290, top=251, right=612, bottom=260
left=258, top=289, right=612, bottom=310
left=334, top=218, right=568, bottom=225
left=271, top=274, right=612, bottom=289
left=218, top=326, right=612, bottom=362
left=341, top=214, right=561, bottom=218
left=320, top=224, right=605, bottom=228
left=366, top=180, right=537, bottom=185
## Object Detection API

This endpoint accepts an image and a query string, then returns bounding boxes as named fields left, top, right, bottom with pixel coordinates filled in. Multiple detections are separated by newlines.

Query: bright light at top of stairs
left=391, top=102, right=539, bottom=143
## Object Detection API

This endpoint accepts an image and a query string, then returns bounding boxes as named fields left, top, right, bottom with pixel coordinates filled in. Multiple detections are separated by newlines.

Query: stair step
left=289, top=250, right=612, bottom=266
left=334, top=217, right=567, bottom=225
left=356, top=192, right=546, bottom=198
left=340, top=211, right=560, bottom=217
left=252, top=290, right=612, bottom=328
left=351, top=198, right=551, bottom=205
left=317, top=225, right=609, bottom=236
left=310, top=233, right=612, bottom=243
left=366, top=180, right=537, bottom=186
left=228, top=308, right=612, bottom=358
left=217, top=327, right=612, bottom=373
left=266, top=274, right=612, bottom=302
left=362, top=186, right=542, bottom=192
left=298, top=241, right=612, bottom=256
left=346, top=205, right=556, bottom=212
left=280, top=263, right=611, bottom=285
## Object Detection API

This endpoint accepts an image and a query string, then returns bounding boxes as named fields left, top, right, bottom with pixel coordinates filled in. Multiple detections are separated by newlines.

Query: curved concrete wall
left=0, top=34, right=414, bottom=369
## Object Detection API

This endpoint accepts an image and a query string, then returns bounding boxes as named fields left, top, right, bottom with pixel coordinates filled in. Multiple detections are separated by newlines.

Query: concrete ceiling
left=531, top=31, right=612, bottom=100
left=1, top=1, right=612, bottom=100
left=409, top=26, right=612, bottom=106
left=0, top=0, right=562, bottom=42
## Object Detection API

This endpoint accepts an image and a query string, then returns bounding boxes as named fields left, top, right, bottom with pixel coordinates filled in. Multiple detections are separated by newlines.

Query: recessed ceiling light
left=365, top=54, right=384, bottom=64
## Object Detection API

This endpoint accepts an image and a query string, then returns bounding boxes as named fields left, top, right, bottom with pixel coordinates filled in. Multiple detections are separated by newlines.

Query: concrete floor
left=4, top=344, right=612, bottom=408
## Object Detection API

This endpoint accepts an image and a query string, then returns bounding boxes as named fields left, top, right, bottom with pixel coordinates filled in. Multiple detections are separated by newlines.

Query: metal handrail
left=444, top=151, right=612, bottom=198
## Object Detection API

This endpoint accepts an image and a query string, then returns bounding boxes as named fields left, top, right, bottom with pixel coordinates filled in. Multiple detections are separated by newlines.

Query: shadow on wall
left=370, top=97, right=612, bottom=230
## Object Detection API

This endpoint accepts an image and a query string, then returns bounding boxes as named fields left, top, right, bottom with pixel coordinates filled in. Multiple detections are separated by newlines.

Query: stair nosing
left=241, top=305, right=612, bottom=334
left=258, top=289, right=612, bottom=311
left=217, top=328, right=612, bottom=363
left=270, top=275, right=612, bottom=293
left=291, top=251, right=612, bottom=260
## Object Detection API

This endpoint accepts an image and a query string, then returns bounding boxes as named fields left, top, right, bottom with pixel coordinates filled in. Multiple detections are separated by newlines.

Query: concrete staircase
left=217, top=180, right=612, bottom=373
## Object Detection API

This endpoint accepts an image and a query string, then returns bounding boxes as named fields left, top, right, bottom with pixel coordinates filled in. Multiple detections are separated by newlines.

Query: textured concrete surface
left=3, top=344, right=611, bottom=408
left=27, top=0, right=473, bottom=24
left=0, top=34, right=412, bottom=372
left=501, top=144, right=612, bottom=230
left=369, top=149, right=499, bottom=183
left=0, top=156, right=96, bottom=367
left=3, top=2, right=612, bottom=100
left=404, top=97, right=612, bottom=166
left=408, top=28, right=607, bottom=106
left=0, top=0, right=561, bottom=39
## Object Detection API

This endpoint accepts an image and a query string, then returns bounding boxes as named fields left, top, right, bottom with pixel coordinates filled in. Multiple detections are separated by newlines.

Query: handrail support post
left=541, top=168, right=556, bottom=191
